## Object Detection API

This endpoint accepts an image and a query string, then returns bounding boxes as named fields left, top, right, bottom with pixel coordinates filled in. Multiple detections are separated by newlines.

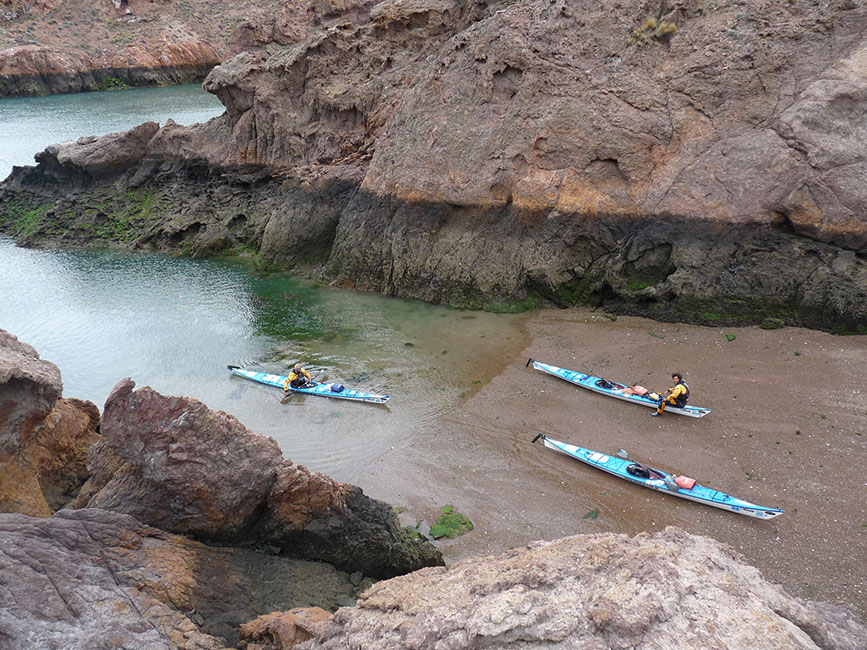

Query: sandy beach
left=360, top=308, right=867, bottom=619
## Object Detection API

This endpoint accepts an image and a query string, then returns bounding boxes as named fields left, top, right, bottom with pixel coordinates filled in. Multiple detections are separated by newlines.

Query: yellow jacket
left=284, top=368, right=312, bottom=390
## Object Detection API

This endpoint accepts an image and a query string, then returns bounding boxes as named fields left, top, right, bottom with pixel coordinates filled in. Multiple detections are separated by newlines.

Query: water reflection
left=0, top=83, right=224, bottom=180
left=0, top=238, right=523, bottom=481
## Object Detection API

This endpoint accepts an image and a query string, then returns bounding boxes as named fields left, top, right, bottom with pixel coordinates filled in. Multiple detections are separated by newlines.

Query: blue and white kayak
left=532, top=434, right=783, bottom=519
left=527, top=358, right=711, bottom=418
left=228, top=366, right=390, bottom=404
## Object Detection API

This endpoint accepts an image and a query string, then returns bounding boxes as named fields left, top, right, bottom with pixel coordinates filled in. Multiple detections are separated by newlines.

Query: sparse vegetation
left=628, top=17, right=678, bottom=46
left=430, top=505, right=473, bottom=539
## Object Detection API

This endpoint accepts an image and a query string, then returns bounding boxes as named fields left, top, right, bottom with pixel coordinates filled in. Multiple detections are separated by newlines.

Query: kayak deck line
left=227, top=365, right=390, bottom=405
left=527, top=358, right=711, bottom=418
left=532, top=433, right=783, bottom=520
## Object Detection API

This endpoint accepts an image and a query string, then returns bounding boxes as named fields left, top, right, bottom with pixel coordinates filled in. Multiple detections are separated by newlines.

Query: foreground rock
left=301, top=527, right=867, bottom=650
left=0, top=509, right=367, bottom=649
left=78, top=377, right=443, bottom=578
left=0, top=329, right=98, bottom=516
left=2, top=0, right=865, bottom=331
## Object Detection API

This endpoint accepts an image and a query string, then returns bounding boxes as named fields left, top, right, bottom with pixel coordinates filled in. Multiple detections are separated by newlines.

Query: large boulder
left=0, top=508, right=366, bottom=649
left=0, top=328, right=62, bottom=453
left=0, top=329, right=98, bottom=516
left=303, top=527, right=867, bottom=650
left=80, top=378, right=443, bottom=577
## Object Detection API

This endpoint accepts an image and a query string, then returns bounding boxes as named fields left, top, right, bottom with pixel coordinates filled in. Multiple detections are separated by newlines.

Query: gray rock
left=302, top=527, right=867, bottom=650
left=0, top=508, right=370, bottom=649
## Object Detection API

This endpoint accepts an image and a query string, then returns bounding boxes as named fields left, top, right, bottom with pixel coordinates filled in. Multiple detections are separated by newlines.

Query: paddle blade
left=616, top=448, right=631, bottom=460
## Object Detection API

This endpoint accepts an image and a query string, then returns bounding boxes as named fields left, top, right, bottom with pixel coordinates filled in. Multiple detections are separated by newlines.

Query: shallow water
left=0, top=83, right=224, bottom=181
left=0, top=238, right=524, bottom=481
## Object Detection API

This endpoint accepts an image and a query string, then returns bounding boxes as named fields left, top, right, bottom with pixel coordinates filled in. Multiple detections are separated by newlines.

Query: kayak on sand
left=532, top=433, right=783, bottom=519
left=227, top=365, right=390, bottom=404
left=526, top=358, right=711, bottom=418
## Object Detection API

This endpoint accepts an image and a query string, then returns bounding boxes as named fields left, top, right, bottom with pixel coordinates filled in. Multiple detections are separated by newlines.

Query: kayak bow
left=228, top=365, right=390, bottom=404
left=527, top=358, right=711, bottom=418
left=531, top=433, right=783, bottom=519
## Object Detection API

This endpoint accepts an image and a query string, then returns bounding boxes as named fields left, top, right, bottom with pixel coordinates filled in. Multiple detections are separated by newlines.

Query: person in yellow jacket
left=284, top=363, right=313, bottom=394
left=652, top=372, right=689, bottom=416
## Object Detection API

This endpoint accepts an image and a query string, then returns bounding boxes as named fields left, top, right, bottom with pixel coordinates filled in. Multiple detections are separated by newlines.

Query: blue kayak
left=228, top=366, right=390, bottom=404
left=532, top=434, right=783, bottom=519
left=527, top=358, right=711, bottom=418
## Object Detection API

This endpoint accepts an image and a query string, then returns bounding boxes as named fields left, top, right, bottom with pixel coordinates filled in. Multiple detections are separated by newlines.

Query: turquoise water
left=0, top=83, right=224, bottom=181
left=0, top=238, right=521, bottom=481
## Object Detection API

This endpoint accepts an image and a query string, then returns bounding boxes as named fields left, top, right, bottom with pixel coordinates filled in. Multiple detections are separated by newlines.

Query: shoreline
left=360, top=308, right=867, bottom=618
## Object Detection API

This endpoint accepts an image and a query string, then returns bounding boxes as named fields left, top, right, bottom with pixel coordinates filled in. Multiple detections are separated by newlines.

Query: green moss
left=760, top=317, right=785, bottom=330
left=98, top=77, right=129, bottom=91
left=430, top=505, right=473, bottom=539
left=0, top=201, right=51, bottom=236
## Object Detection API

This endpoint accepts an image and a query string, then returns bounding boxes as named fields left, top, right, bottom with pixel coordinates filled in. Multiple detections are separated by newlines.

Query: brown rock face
left=305, top=527, right=867, bottom=650
left=80, top=377, right=443, bottom=577
left=0, top=329, right=98, bottom=516
left=0, top=328, right=62, bottom=453
left=2, top=0, right=866, bottom=331
left=84, top=377, right=286, bottom=536
left=240, top=608, right=332, bottom=649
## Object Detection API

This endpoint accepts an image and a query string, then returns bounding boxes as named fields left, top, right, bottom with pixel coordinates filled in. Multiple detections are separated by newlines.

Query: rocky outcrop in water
left=298, top=527, right=867, bottom=650
left=77, top=377, right=443, bottom=578
left=2, top=0, right=866, bottom=331
left=0, top=329, right=98, bottom=516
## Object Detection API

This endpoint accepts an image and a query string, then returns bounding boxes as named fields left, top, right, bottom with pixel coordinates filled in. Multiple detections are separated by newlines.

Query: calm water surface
left=0, top=83, right=224, bottom=181
left=0, top=238, right=523, bottom=482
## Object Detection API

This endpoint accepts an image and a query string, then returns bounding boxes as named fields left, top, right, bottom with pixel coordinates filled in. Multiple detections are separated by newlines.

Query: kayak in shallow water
left=532, top=433, right=783, bottom=519
left=227, top=365, right=390, bottom=404
left=527, top=358, right=711, bottom=418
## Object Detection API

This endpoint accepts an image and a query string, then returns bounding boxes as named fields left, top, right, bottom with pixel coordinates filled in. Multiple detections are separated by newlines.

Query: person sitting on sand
left=284, top=363, right=313, bottom=394
left=652, top=372, right=689, bottom=417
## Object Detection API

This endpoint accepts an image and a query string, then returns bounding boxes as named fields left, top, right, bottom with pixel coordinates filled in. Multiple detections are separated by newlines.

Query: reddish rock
left=240, top=608, right=332, bottom=649
left=22, top=397, right=100, bottom=511
left=85, top=377, right=284, bottom=537
left=81, top=378, right=443, bottom=576
left=0, top=329, right=98, bottom=516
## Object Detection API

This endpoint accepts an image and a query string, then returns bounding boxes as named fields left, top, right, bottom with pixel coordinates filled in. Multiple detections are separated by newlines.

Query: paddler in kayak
left=651, top=372, right=689, bottom=417
left=284, top=363, right=313, bottom=395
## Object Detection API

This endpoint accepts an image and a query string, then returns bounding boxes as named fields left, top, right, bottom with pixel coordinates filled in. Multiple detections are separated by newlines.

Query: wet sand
left=360, top=308, right=867, bottom=618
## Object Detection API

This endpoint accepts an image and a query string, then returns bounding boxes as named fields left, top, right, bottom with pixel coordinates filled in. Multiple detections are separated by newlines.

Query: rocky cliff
left=0, top=0, right=369, bottom=96
left=2, top=0, right=866, bottom=331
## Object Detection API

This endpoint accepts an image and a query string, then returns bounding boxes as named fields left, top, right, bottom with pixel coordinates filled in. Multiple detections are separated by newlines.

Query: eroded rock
left=80, top=377, right=443, bottom=577
left=0, top=508, right=366, bottom=649
left=0, top=329, right=98, bottom=516
left=302, top=527, right=867, bottom=650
